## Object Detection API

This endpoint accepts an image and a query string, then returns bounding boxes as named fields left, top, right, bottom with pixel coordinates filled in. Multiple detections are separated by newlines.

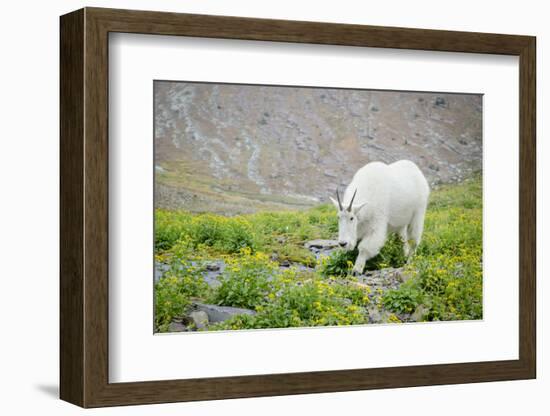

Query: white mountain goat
left=330, top=160, right=430, bottom=275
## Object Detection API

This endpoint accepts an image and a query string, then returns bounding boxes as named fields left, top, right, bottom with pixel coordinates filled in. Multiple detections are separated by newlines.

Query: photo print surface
left=153, top=81, right=483, bottom=333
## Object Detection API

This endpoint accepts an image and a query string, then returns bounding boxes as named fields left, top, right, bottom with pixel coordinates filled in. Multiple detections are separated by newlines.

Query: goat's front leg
left=352, top=229, right=387, bottom=275
left=352, top=249, right=370, bottom=276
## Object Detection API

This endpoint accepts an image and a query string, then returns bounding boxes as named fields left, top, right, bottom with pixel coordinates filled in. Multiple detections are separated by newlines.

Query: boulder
left=367, top=307, right=392, bottom=324
left=167, top=321, right=187, bottom=332
left=411, top=305, right=429, bottom=322
left=192, top=302, right=256, bottom=323
left=188, top=311, right=209, bottom=329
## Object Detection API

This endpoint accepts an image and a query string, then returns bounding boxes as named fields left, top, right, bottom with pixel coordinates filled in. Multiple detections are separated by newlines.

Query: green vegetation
left=319, top=233, right=408, bottom=277
left=209, top=253, right=368, bottom=330
left=211, top=250, right=277, bottom=310
left=154, top=261, right=210, bottom=332
left=155, top=204, right=337, bottom=262
left=154, top=176, right=482, bottom=331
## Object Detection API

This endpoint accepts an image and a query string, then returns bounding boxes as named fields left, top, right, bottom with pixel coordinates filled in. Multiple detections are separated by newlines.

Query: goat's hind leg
left=398, top=226, right=411, bottom=259
left=408, top=207, right=427, bottom=255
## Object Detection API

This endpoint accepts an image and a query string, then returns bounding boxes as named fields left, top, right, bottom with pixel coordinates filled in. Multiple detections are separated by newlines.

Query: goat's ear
left=352, top=202, right=368, bottom=215
left=329, top=197, right=340, bottom=210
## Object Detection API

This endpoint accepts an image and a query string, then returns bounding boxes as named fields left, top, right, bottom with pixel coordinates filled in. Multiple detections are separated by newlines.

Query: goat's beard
left=348, top=238, right=361, bottom=251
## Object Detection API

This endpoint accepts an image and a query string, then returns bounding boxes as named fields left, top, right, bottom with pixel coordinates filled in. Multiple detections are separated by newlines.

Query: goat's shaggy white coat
left=331, top=160, right=430, bottom=275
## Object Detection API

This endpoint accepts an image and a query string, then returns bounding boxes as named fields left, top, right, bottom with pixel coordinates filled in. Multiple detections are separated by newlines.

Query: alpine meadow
left=153, top=81, right=483, bottom=333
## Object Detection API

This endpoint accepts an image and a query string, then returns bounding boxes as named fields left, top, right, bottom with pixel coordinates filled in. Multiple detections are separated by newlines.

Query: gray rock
left=154, top=262, right=169, bottom=282
left=367, top=307, right=391, bottom=324
left=189, top=311, right=209, bottom=329
left=411, top=305, right=429, bottom=322
left=305, top=239, right=340, bottom=250
left=168, top=322, right=187, bottom=332
left=155, top=260, right=225, bottom=287
left=398, top=270, right=412, bottom=283
left=192, top=302, right=256, bottom=323
left=434, top=96, right=448, bottom=108
left=359, top=267, right=404, bottom=289
left=204, top=261, right=221, bottom=272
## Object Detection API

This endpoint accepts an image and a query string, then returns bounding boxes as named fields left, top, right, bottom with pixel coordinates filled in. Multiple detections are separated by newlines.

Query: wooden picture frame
left=60, top=7, right=536, bottom=408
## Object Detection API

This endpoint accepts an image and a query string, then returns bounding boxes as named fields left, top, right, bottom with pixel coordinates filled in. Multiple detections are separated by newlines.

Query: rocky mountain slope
left=154, top=81, right=482, bottom=214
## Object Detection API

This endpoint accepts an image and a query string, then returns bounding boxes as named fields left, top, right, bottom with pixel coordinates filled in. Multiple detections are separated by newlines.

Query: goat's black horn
left=336, top=189, right=343, bottom=211
left=348, top=189, right=357, bottom=212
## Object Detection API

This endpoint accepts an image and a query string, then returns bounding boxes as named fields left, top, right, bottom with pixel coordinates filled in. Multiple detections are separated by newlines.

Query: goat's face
left=336, top=209, right=359, bottom=250
left=330, top=189, right=367, bottom=251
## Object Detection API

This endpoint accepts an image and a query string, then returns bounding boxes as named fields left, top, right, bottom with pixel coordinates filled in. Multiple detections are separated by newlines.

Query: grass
left=154, top=176, right=482, bottom=331
left=155, top=203, right=337, bottom=259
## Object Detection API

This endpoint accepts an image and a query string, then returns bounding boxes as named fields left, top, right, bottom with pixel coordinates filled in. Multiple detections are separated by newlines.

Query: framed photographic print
left=60, top=7, right=536, bottom=408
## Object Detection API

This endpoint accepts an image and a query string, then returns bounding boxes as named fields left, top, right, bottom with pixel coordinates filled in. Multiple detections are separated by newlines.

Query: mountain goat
left=330, top=160, right=430, bottom=275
